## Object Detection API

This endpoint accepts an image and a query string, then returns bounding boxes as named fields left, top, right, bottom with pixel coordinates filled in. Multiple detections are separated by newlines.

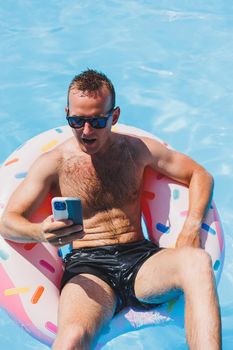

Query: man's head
left=67, top=69, right=116, bottom=108
left=66, top=69, right=120, bottom=156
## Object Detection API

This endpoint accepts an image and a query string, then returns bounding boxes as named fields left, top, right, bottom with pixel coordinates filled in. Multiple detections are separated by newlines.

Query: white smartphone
left=51, top=197, right=83, bottom=226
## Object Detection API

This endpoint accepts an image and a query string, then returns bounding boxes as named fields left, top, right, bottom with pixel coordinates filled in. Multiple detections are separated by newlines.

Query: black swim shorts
left=61, top=239, right=161, bottom=313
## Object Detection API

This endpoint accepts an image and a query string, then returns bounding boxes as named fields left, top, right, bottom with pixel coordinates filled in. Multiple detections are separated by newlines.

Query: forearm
left=184, top=168, right=214, bottom=232
left=0, top=212, right=44, bottom=243
left=176, top=168, right=214, bottom=248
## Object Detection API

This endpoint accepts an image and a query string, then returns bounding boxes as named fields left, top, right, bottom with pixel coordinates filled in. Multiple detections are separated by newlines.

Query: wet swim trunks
left=61, top=239, right=161, bottom=312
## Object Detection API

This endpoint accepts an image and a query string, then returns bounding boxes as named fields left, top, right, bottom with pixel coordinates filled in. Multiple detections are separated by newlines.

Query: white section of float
left=0, top=124, right=224, bottom=347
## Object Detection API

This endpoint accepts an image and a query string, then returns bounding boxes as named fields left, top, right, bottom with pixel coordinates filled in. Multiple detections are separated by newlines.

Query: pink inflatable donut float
left=0, top=124, right=224, bottom=347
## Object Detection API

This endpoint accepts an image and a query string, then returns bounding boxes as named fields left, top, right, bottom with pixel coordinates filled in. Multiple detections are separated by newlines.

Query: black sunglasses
left=66, top=107, right=116, bottom=129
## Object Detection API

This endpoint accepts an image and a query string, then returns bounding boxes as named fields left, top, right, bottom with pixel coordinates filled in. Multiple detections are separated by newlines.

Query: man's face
left=66, top=86, right=120, bottom=156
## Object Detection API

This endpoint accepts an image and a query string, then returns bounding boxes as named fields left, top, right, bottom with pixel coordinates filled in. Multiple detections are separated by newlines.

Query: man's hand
left=175, top=229, right=201, bottom=248
left=40, top=215, right=83, bottom=246
left=175, top=218, right=202, bottom=248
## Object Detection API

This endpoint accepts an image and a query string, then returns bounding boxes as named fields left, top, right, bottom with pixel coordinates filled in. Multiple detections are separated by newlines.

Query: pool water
left=0, top=1, right=233, bottom=349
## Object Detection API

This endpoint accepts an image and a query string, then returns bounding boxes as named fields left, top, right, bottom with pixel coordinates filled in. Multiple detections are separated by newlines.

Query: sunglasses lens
left=68, top=117, right=84, bottom=128
left=89, top=118, right=107, bottom=129
left=96, top=118, right=107, bottom=128
left=89, top=118, right=100, bottom=128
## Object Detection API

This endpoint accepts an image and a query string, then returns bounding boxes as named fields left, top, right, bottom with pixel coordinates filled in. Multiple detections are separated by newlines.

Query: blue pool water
left=0, top=1, right=233, bottom=349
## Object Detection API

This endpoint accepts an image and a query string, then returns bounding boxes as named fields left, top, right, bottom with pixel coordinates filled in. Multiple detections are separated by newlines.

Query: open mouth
left=82, top=137, right=96, bottom=145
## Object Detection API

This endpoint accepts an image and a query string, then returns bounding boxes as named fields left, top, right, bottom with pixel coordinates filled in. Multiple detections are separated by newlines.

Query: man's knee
left=177, top=247, right=214, bottom=288
left=54, top=324, right=92, bottom=350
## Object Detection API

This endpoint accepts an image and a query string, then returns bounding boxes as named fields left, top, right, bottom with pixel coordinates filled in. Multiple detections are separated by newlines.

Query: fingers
left=41, top=215, right=83, bottom=245
left=48, top=230, right=84, bottom=247
left=45, top=224, right=83, bottom=241
left=46, top=224, right=83, bottom=240
left=44, top=216, right=74, bottom=233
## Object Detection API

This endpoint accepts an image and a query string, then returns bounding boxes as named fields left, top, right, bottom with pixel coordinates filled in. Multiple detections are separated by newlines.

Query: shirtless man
left=1, top=70, right=221, bottom=350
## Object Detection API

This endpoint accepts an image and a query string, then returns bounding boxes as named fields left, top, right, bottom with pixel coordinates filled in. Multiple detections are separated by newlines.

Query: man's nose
left=83, top=121, right=93, bottom=135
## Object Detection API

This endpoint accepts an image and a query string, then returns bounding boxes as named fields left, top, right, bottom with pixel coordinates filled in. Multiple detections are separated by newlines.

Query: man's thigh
left=134, top=248, right=183, bottom=304
left=57, top=273, right=117, bottom=336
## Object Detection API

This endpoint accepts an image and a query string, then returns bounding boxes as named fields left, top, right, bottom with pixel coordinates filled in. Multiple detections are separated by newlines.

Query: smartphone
left=51, top=197, right=83, bottom=225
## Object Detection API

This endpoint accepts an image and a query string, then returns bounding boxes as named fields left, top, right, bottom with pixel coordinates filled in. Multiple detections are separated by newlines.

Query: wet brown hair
left=67, top=69, right=115, bottom=107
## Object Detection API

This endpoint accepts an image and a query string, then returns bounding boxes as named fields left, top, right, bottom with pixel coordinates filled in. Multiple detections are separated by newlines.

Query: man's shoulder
left=116, top=131, right=173, bottom=167
left=24, top=137, right=81, bottom=186
left=117, top=131, right=160, bottom=153
left=31, top=148, right=61, bottom=176
left=116, top=131, right=145, bottom=146
left=114, top=132, right=152, bottom=165
left=32, top=138, right=72, bottom=174
left=45, top=136, right=80, bottom=159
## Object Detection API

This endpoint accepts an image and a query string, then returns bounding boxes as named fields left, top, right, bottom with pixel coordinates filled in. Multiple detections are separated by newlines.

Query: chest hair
left=58, top=139, right=143, bottom=216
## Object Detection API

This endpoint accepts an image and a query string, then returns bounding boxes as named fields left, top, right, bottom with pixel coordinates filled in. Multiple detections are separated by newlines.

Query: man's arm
left=0, top=152, right=79, bottom=244
left=141, top=136, right=214, bottom=248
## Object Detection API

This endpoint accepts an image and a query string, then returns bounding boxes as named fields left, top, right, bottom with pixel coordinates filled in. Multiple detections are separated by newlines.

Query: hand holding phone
left=51, top=197, right=83, bottom=226
left=49, top=197, right=83, bottom=245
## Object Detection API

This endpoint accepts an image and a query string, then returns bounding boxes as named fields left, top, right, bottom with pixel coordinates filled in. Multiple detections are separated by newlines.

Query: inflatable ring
left=0, top=124, right=224, bottom=347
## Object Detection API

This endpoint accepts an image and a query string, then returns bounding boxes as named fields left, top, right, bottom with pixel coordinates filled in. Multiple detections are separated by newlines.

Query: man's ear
left=112, top=107, right=121, bottom=125
left=65, top=106, right=68, bottom=114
